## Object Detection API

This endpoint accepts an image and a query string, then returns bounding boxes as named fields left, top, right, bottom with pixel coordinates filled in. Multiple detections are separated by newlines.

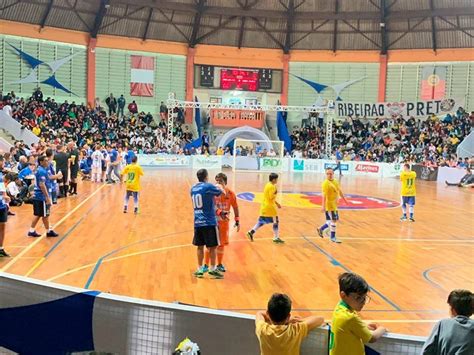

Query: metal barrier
left=0, top=109, right=40, bottom=147
left=0, top=273, right=426, bottom=354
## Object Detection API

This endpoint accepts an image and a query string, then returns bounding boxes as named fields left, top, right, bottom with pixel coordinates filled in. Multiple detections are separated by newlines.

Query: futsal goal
left=232, top=138, right=285, bottom=173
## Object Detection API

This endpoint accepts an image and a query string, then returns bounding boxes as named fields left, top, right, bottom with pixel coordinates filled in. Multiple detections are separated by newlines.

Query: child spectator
left=422, top=289, right=473, bottom=355
left=330, top=273, right=386, bottom=355
left=256, top=293, right=324, bottom=355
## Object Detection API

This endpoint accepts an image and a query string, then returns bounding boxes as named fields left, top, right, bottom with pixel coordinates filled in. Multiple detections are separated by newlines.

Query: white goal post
left=232, top=139, right=285, bottom=173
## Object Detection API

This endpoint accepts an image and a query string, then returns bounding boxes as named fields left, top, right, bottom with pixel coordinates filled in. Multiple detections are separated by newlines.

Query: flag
left=130, top=55, right=154, bottom=97
left=277, top=111, right=292, bottom=154
left=194, top=96, right=202, bottom=138
left=420, top=66, right=446, bottom=100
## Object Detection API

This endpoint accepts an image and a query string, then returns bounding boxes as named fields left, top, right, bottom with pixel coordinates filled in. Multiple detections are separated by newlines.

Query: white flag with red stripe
left=130, top=55, right=154, bottom=97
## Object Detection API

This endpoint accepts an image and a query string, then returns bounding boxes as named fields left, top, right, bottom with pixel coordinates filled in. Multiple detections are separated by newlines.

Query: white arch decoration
left=217, top=126, right=274, bottom=151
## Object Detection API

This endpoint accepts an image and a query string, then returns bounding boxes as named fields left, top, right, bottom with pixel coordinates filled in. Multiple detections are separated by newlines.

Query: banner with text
left=137, top=155, right=190, bottom=167
left=192, top=156, right=223, bottom=170
left=336, top=98, right=464, bottom=118
left=260, top=157, right=290, bottom=172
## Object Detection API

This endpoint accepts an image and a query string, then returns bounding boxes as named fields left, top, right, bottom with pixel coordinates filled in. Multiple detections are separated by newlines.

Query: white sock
left=29, top=228, right=35, bottom=233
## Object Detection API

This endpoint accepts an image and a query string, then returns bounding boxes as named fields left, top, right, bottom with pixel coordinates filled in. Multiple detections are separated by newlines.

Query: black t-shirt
left=54, top=152, right=69, bottom=171
left=69, top=149, right=80, bottom=169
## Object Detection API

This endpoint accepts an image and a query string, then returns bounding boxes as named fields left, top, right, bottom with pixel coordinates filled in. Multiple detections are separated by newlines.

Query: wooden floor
left=2, top=169, right=473, bottom=336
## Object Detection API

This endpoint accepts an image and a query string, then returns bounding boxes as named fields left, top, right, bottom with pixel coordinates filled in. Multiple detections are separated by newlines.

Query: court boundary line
left=302, top=235, right=402, bottom=312
left=1, top=184, right=107, bottom=273
left=422, top=264, right=471, bottom=291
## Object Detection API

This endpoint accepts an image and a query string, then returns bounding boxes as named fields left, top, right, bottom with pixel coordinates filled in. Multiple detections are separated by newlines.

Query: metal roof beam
left=91, top=0, right=109, bottom=38
left=332, top=0, right=338, bottom=52
left=380, top=0, right=388, bottom=54
left=189, top=0, right=206, bottom=47
left=39, top=0, right=54, bottom=29
left=284, top=0, right=295, bottom=53
left=250, top=17, right=285, bottom=50
left=142, top=7, right=153, bottom=41
left=237, top=16, right=246, bottom=49
left=194, top=16, right=237, bottom=43
left=429, top=0, right=437, bottom=51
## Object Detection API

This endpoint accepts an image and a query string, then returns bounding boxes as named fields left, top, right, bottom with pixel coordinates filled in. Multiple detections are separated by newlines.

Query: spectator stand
left=166, top=92, right=336, bottom=155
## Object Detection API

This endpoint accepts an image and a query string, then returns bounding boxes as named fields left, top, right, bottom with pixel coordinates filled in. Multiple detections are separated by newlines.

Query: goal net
left=232, top=139, right=285, bottom=173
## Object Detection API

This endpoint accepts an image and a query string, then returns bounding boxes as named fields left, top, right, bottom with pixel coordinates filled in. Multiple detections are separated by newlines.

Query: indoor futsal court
left=2, top=168, right=472, bottom=337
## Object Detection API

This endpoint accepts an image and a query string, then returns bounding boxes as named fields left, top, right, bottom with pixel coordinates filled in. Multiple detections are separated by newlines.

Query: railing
left=0, top=273, right=426, bottom=355
left=0, top=109, right=39, bottom=147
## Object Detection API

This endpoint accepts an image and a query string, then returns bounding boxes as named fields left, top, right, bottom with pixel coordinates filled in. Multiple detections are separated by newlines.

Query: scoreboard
left=220, top=69, right=259, bottom=91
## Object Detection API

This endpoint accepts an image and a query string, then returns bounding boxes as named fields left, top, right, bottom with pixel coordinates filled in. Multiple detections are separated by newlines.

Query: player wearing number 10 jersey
left=400, top=163, right=417, bottom=222
left=120, top=156, right=144, bottom=214
left=190, top=169, right=225, bottom=279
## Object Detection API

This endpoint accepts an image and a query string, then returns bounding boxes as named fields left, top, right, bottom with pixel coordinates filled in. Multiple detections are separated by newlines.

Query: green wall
left=0, top=34, right=87, bottom=103
left=386, top=62, right=474, bottom=111
left=95, top=48, right=186, bottom=115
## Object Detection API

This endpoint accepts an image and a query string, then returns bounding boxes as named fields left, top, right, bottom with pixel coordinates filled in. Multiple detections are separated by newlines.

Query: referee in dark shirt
left=68, top=141, right=80, bottom=195
left=54, top=145, right=69, bottom=197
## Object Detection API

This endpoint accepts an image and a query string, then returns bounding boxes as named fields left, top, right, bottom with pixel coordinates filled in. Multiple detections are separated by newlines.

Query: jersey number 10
left=192, top=194, right=203, bottom=209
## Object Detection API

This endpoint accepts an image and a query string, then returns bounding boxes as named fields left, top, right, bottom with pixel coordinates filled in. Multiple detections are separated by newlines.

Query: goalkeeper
left=203, top=173, right=240, bottom=274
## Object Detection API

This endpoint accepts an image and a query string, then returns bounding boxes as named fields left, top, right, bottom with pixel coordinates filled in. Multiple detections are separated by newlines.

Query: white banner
left=260, top=157, right=289, bottom=172
left=192, top=156, right=223, bottom=170
left=352, top=162, right=383, bottom=176
left=381, top=163, right=402, bottom=177
left=137, top=154, right=190, bottom=167
left=291, top=159, right=322, bottom=173
left=335, top=97, right=464, bottom=118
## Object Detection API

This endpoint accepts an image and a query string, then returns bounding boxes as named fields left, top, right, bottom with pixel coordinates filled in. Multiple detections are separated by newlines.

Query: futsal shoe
left=123, top=207, right=127, bottom=213
left=208, top=269, right=224, bottom=279
left=134, top=207, right=138, bottom=214
left=246, top=231, right=254, bottom=242
left=193, top=269, right=204, bottom=278
left=28, top=231, right=41, bottom=237
left=272, top=237, right=285, bottom=244
left=202, top=264, right=209, bottom=273
left=400, top=216, right=407, bottom=221
left=409, top=218, right=415, bottom=222
left=46, top=230, right=59, bottom=237
left=317, top=227, right=324, bottom=238
left=216, top=264, right=226, bottom=272
left=0, top=249, right=10, bottom=257
left=330, top=237, right=342, bottom=244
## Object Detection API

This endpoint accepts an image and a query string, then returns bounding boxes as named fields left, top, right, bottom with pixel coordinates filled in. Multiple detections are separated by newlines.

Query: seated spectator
left=422, top=289, right=473, bottom=355
left=330, top=273, right=386, bottom=355
left=255, top=293, right=324, bottom=355
left=4, top=173, right=29, bottom=206
left=18, top=162, right=36, bottom=185
left=79, top=157, right=91, bottom=180
left=445, top=167, right=474, bottom=188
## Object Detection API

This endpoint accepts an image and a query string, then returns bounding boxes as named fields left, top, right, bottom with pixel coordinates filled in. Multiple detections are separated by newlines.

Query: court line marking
left=1, top=184, right=107, bottom=273
left=25, top=192, right=109, bottom=277
left=302, top=235, right=402, bottom=312
left=422, top=264, right=471, bottom=291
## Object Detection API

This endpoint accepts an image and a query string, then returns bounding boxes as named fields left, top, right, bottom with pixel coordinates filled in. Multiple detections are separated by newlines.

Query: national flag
left=130, top=55, right=154, bottom=97
left=420, top=66, right=446, bottom=100
left=277, top=111, right=292, bottom=154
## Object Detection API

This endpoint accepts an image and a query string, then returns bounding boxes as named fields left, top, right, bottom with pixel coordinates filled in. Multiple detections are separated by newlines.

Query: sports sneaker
left=330, top=237, right=342, bottom=244
left=317, top=227, right=324, bottom=238
left=409, top=218, right=415, bottom=222
left=202, top=264, right=209, bottom=273
left=273, top=237, right=285, bottom=244
left=46, top=230, right=59, bottom=237
left=246, top=231, right=254, bottom=242
left=0, top=249, right=10, bottom=257
left=216, top=264, right=226, bottom=272
left=28, top=231, right=41, bottom=237
left=134, top=207, right=138, bottom=214
left=208, top=269, right=224, bottom=279
left=123, top=207, right=127, bottom=213
left=400, top=216, right=407, bottom=221
left=193, top=269, right=204, bottom=278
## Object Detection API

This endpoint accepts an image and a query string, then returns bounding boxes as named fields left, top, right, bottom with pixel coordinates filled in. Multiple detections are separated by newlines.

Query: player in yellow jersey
left=246, top=172, right=285, bottom=244
left=120, top=156, right=144, bottom=214
left=317, top=168, right=348, bottom=243
left=400, top=163, right=417, bottom=222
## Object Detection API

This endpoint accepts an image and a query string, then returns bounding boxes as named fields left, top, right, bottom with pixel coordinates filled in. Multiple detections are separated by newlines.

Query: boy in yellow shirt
left=329, top=273, right=386, bottom=355
left=399, top=163, right=417, bottom=222
left=246, top=173, right=284, bottom=243
left=120, top=156, right=144, bottom=214
left=256, top=293, right=324, bottom=355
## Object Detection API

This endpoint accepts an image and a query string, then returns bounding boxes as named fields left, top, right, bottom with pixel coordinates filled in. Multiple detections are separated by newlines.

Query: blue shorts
left=401, top=196, right=415, bottom=206
left=258, top=216, right=279, bottom=224
left=325, top=211, right=339, bottom=221
left=126, top=191, right=139, bottom=199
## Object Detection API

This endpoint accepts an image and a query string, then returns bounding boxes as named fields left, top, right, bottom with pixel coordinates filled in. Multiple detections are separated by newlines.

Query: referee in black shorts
left=68, top=141, right=80, bottom=195
left=54, top=144, right=69, bottom=197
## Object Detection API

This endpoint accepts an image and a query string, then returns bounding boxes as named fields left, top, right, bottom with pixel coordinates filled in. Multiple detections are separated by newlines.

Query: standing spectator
left=105, top=93, right=117, bottom=116
left=256, top=293, right=324, bottom=355
left=33, top=87, right=43, bottom=102
left=0, top=156, right=11, bottom=256
left=67, top=142, right=80, bottom=195
left=329, top=273, right=386, bottom=355
left=159, top=101, right=167, bottom=120
left=117, top=94, right=126, bottom=117
left=54, top=145, right=69, bottom=198
left=422, top=289, right=474, bottom=355
left=106, top=144, right=121, bottom=184
left=128, top=100, right=138, bottom=115
left=201, top=132, right=210, bottom=149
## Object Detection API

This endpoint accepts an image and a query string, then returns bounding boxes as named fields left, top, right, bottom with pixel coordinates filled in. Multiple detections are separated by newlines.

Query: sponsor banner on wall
left=322, top=160, right=351, bottom=173
left=352, top=162, right=382, bottom=176
left=412, top=164, right=438, bottom=181
left=291, top=159, right=323, bottom=173
left=381, top=163, right=402, bottom=177
left=335, top=98, right=464, bottom=118
left=192, top=156, right=223, bottom=169
left=137, top=154, right=190, bottom=167
left=260, top=157, right=289, bottom=172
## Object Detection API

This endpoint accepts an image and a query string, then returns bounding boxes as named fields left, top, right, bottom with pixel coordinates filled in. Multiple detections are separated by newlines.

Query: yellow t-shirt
left=256, top=320, right=308, bottom=355
left=329, top=301, right=372, bottom=355
left=32, top=126, right=41, bottom=136
left=260, top=182, right=278, bottom=217
left=322, top=178, right=341, bottom=211
left=122, top=164, right=144, bottom=192
left=400, top=171, right=417, bottom=196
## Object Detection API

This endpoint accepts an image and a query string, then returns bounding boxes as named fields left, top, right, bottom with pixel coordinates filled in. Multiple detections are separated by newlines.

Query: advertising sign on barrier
left=413, top=164, right=438, bottom=181
left=292, top=159, right=322, bottom=173
left=138, top=154, right=190, bottom=167
left=382, top=163, right=402, bottom=178
left=192, top=156, right=223, bottom=169
left=260, top=158, right=289, bottom=172
left=353, top=162, right=381, bottom=176
left=323, top=161, right=350, bottom=172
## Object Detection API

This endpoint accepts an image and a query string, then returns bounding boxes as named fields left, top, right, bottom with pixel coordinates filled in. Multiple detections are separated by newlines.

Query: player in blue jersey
left=28, top=155, right=59, bottom=238
left=0, top=156, right=11, bottom=256
left=45, top=148, right=62, bottom=205
left=191, top=168, right=227, bottom=279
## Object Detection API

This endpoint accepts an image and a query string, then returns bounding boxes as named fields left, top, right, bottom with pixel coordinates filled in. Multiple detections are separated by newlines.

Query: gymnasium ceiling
left=1, top=0, right=474, bottom=52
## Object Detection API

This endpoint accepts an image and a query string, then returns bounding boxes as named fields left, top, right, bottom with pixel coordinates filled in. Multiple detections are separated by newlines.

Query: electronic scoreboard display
left=220, top=69, right=259, bottom=91
left=258, top=69, right=273, bottom=90
left=199, top=65, right=214, bottom=87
